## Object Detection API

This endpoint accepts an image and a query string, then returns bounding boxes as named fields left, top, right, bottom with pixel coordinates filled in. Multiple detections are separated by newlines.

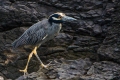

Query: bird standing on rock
left=12, top=12, right=77, bottom=77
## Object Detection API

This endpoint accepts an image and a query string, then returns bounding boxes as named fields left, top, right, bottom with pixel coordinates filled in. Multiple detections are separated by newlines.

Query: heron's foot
left=41, top=61, right=52, bottom=69
left=19, top=68, right=28, bottom=78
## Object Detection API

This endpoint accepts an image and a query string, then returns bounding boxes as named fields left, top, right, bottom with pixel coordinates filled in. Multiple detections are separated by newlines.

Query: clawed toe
left=41, top=61, right=52, bottom=69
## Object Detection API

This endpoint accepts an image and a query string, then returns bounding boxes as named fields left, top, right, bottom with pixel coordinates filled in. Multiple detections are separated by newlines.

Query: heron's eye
left=58, top=16, right=62, bottom=19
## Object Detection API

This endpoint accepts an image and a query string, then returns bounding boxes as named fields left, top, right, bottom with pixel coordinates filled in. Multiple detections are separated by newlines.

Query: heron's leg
left=19, top=47, right=37, bottom=78
left=33, top=49, right=52, bottom=69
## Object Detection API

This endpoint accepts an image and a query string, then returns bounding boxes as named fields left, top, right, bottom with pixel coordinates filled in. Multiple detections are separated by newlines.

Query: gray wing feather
left=12, top=19, right=49, bottom=48
left=12, top=32, right=28, bottom=48
left=27, top=28, right=47, bottom=45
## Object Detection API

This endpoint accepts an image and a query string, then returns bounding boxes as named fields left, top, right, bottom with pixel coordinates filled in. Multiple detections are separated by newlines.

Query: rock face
left=97, top=1, right=120, bottom=63
left=81, top=61, right=120, bottom=80
left=17, top=58, right=91, bottom=80
left=0, top=0, right=120, bottom=80
left=16, top=58, right=120, bottom=80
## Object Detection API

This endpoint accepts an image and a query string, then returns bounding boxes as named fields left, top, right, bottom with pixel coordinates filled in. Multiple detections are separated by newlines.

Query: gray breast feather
left=12, top=19, right=49, bottom=48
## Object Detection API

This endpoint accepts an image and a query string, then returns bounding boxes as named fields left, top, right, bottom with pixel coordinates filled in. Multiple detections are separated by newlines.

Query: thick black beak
left=62, top=16, right=77, bottom=22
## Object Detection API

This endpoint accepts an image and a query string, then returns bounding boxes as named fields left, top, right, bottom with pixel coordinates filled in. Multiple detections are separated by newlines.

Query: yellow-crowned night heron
left=12, top=12, right=76, bottom=77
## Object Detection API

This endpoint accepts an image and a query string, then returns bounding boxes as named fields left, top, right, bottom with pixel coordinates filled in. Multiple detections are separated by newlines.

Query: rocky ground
left=0, top=0, right=120, bottom=80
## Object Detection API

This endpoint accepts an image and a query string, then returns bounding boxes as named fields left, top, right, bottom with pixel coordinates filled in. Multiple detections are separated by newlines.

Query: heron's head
left=48, top=12, right=77, bottom=25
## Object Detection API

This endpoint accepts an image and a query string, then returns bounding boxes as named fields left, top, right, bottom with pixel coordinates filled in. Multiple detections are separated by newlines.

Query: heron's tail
left=12, top=39, right=20, bottom=48
left=12, top=33, right=27, bottom=48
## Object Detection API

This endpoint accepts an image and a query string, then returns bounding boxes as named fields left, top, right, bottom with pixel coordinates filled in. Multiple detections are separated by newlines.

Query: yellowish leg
left=33, top=48, right=52, bottom=69
left=19, top=47, right=37, bottom=78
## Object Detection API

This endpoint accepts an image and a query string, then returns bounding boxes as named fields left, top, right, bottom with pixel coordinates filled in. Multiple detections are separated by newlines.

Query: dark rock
left=97, top=2, right=120, bottom=63
left=98, top=45, right=120, bottom=63
left=47, top=47, right=66, bottom=55
left=80, top=13, right=92, bottom=19
left=16, top=58, right=92, bottom=80
left=16, top=59, right=120, bottom=80
left=73, top=47, right=93, bottom=52
left=73, top=36, right=100, bottom=46
left=9, top=0, right=16, bottom=3
left=87, top=10, right=96, bottom=15
left=76, top=28, right=92, bottom=35
left=81, top=61, right=120, bottom=80
left=93, top=24, right=102, bottom=34
left=0, top=0, right=46, bottom=31
left=67, top=45, right=80, bottom=50
left=54, top=33, right=73, bottom=46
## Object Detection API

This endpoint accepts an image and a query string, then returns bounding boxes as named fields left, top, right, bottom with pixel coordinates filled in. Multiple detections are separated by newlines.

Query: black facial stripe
left=48, top=14, right=63, bottom=25
left=51, top=14, right=59, bottom=18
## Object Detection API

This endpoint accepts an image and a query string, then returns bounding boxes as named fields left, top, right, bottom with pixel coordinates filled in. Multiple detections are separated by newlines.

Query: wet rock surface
left=0, top=0, right=120, bottom=80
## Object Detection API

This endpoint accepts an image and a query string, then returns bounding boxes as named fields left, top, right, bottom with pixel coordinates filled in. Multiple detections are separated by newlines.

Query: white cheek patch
left=52, top=17, right=61, bottom=20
